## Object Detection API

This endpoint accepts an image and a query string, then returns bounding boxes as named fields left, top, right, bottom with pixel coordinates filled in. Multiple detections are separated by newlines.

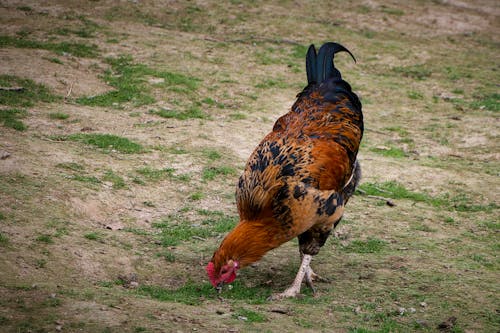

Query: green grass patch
left=150, top=105, right=207, bottom=120
left=137, top=280, right=269, bottom=305
left=189, top=192, right=204, bottom=201
left=383, top=126, right=409, bottom=136
left=68, top=174, right=101, bottom=184
left=0, top=35, right=98, bottom=57
left=155, top=250, right=176, bottom=262
left=342, top=238, right=386, bottom=253
left=392, top=64, right=431, bottom=80
left=407, top=90, right=423, bottom=99
left=53, top=16, right=101, bottom=39
left=358, top=181, right=438, bottom=205
left=369, top=146, right=407, bottom=158
left=228, top=112, right=247, bottom=120
left=56, top=162, right=85, bottom=171
left=199, top=210, right=238, bottom=233
left=84, top=232, right=102, bottom=241
left=152, top=218, right=212, bottom=247
left=358, top=181, right=497, bottom=212
left=0, top=75, right=60, bottom=107
left=35, top=234, right=54, bottom=244
left=102, top=170, right=126, bottom=189
left=76, top=55, right=199, bottom=107
left=233, top=308, right=267, bottom=323
left=46, top=57, right=63, bottom=64
left=255, top=78, right=289, bottom=89
left=0, top=108, right=27, bottom=131
left=0, top=232, right=9, bottom=245
left=202, top=149, right=222, bottom=161
left=380, top=6, right=405, bottom=16
left=470, top=92, right=499, bottom=112
left=67, top=133, right=144, bottom=153
left=49, top=112, right=69, bottom=120
left=202, top=166, right=237, bottom=181
left=35, top=258, right=47, bottom=268
left=290, top=44, right=308, bottom=59
left=136, top=167, right=174, bottom=181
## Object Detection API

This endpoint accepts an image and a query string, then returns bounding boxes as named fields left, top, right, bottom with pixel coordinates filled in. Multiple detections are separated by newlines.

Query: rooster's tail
left=306, top=42, right=356, bottom=85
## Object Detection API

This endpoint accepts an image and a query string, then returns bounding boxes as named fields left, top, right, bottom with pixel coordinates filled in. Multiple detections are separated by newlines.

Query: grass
left=255, top=78, right=290, bottom=89
left=137, top=280, right=270, bottom=305
left=1, top=1, right=498, bottom=332
left=152, top=219, right=212, bottom=247
left=233, top=308, right=267, bottom=323
left=76, top=55, right=200, bottom=107
left=68, top=174, right=100, bottom=184
left=151, top=210, right=238, bottom=246
left=0, top=35, right=98, bottom=57
left=150, top=105, right=207, bottom=120
left=67, top=133, right=144, bottom=153
left=470, top=92, right=499, bottom=112
left=53, top=16, right=102, bottom=39
left=392, top=64, right=431, bottom=80
left=155, top=250, right=176, bottom=262
left=0, top=75, right=60, bottom=107
left=200, top=210, right=238, bottom=233
left=369, top=146, right=407, bottom=158
left=342, top=238, right=386, bottom=253
left=35, top=234, right=54, bottom=244
left=48, top=112, right=69, bottom=120
left=84, top=232, right=102, bottom=241
left=202, top=149, right=222, bottom=161
left=358, top=181, right=497, bottom=213
left=202, top=166, right=237, bottom=181
left=0, top=108, right=27, bottom=131
left=102, top=170, right=126, bottom=189
left=135, top=167, right=174, bottom=181
left=0, top=233, right=9, bottom=245
left=56, top=162, right=85, bottom=171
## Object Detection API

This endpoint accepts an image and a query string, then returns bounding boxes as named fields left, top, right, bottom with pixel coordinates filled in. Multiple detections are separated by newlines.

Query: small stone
left=105, top=222, right=124, bottom=231
left=409, top=307, right=416, bottom=313
left=398, top=307, right=406, bottom=316
left=55, top=325, right=62, bottom=331
left=0, top=150, right=11, bottom=159
left=129, top=281, right=139, bottom=288
left=420, top=302, right=427, bottom=308
left=415, top=319, right=429, bottom=327
left=148, top=78, right=165, bottom=84
left=237, top=316, right=248, bottom=321
left=354, top=306, right=362, bottom=314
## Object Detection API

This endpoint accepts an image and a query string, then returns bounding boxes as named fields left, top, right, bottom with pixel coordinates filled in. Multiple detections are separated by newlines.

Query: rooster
left=206, top=42, right=363, bottom=299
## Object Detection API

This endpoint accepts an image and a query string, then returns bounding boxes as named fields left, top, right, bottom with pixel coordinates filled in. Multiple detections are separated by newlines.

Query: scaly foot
left=268, top=254, right=312, bottom=301
left=304, top=266, right=330, bottom=294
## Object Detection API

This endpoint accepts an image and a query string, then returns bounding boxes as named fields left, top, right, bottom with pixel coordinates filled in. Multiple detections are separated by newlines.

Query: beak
left=216, top=282, right=224, bottom=293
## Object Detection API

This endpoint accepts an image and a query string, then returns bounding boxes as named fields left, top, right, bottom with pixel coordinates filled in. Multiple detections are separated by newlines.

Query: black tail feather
left=306, top=42, right=356, bottom=85
left=306, top=45, right=317, bottom=84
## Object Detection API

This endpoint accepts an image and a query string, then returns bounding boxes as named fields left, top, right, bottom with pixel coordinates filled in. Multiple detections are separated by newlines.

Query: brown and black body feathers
left=212, top=42, right=363, bottom=272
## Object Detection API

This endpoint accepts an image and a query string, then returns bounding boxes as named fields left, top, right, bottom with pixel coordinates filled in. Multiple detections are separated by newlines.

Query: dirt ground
left=0, top=0, right=499, bottom=332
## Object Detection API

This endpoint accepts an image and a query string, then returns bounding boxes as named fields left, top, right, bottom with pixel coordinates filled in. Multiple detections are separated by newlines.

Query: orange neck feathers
left=210, top=219, right=288, bottom=272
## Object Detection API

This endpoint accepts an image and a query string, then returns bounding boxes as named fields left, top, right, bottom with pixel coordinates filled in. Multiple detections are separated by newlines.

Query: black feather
left=314, top=42, right=356, bottom=83
left=306, top=45, right=317, bottom=84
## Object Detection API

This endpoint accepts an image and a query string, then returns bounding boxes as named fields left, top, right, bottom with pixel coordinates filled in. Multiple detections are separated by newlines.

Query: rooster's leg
left=269, top=254, right=312, bottom=300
